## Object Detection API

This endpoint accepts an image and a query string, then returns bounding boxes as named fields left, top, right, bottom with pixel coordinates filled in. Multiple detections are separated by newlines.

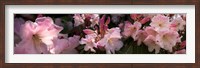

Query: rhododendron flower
left=144, top=27, right=158, bottom=37
left=150, top=14, right=170, bottom=31
left=15, top=17, right=63, bottom=54
left=97, top=27, right=123, bottom=54
left=80, top=30, right=98, bottom=52
left=122, top=21, right=141, bottom=39
left=170, top=17, right=186, bottom=31
left=143, top=35, right=160, bottom=53
left=156, top=30, right=179, bottom=52
left=89, top=14, right=99, bottom=27
left=50, top=35, right=80, bottom=54
left=135, top=30, right=148, bottom=46
left=73, top=14, right=99, bottom=27
left=73, top=14, right=85, bottom=27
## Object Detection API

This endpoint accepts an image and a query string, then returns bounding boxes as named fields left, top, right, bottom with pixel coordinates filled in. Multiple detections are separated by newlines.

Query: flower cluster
left=14, top=14, right=186, bottom=54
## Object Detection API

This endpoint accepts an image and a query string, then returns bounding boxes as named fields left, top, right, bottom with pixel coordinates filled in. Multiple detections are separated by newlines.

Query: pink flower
left=50, top=35, right=80, bottom=54
left=83, top=29, right=95, bottom=35
left=143, top=35, right=160, bottom=53
left=97, top=27, right=123, bottom=54
left=150, top=14, right=170, bottom=31
left=135, top=30, right=148, bottom=46
left=73, top=14, right=85, bottom=27
left=156, top=30, right=179, bottom=52
left=144, top=27, right=158, bottom=37
left=73, top=14, right=100, bottom=27
left=89, top=14, right=99, bottom=27
left=15, top=17, right=63, bottom=54
left=170, top=17, right=186, bottom=31
left=80, top=31, right=98, bottom=52
left=174, top=49, right=186, bottom=54
left=122, top=21, right=141, bottom=39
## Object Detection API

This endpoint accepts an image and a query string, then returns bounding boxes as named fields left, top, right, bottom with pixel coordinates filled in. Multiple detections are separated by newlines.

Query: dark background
left=1, top=0, right=200, bottom=68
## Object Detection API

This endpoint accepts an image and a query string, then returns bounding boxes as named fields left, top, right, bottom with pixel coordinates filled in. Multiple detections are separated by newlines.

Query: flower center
left=162, top=35, right=169, bottom=42
left=108, top=38, right=114, bottom=46
left=32, top=34, right=43, bottom=53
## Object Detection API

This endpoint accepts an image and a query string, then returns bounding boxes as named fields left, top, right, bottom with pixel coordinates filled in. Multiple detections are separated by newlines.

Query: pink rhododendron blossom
left=73, top=14, right=85, bottom=27
left=15, top=17, right=63, bottom=54
left=156, top=30, right=179, bottom=52
left=80, top=33, right=98, bottom=52
left=89, top=14, right=100, bottom=27
left=135, top=30, right=148, bottom=46
left=143, top=35, right=160, bottom=54
left=50, top=35, right=80, bottom=54
left=73, top=14, right=99, bottom=27
left=170, top=17, right=186, bottom=31
left=14, top=14, right=186, bottom=54
left=97, top=27, right=123, bottom=54
left=144, top=27, right=158, bottom=37
left=150, top=14, right=170, bottom=31
left=174, top=49, right=186, bottom=54
left=122, top=21, right=141, bottom=39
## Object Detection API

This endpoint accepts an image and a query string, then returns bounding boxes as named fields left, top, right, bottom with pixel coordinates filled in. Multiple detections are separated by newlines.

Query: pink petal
left=140, top=17, right=150, bottom=24
left=83, top=29, right=95, bottom=34
left=144, top=27, right=158, bottom=37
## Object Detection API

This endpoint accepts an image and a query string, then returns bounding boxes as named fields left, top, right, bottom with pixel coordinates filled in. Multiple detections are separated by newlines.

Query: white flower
left=150, top=14, right=170, bottom=31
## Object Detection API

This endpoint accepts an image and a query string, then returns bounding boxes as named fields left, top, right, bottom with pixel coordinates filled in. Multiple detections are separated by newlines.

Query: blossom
left=144, top=27, right=158, bottom=37
left=143, top=35, right=160, bottom=53
left=97, top=27, right=123, bottom=54
left=50, top=35, right=80, bottom=54
left=135, top=30, right=148, bottom=46
left=73, top=14, right=99, bottom=27
left=122, top=21, right=141, bottom=39
left=80, top=30, right=98, bottom=52
left=170, top=17, right=186, bottom=31
left=73, top=14, right=85, bottom=27
left=156, top=30, right=179, bottom=52
left=89, top=14, right=100, bottom=27
left=15, top=17, right=63, bottom=54
left=150, top=14, right=170, bottom=31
